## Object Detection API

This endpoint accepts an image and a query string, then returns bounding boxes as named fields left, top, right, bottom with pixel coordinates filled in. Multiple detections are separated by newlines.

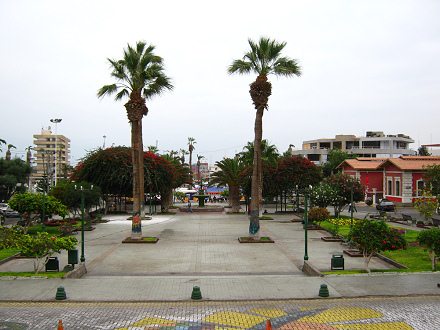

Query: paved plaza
left=0, top=210, right=440, bottom=329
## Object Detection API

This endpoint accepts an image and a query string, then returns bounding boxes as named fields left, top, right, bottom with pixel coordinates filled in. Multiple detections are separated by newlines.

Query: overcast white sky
left=1, top=0, right=439, bottom=165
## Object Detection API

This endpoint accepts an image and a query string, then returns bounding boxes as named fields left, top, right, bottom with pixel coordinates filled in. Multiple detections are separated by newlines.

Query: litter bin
left=68, top=249, right=78, bottom=266
left=331, top=254, right=344, bottom=270
left=45, top=257, right=60, bottom=272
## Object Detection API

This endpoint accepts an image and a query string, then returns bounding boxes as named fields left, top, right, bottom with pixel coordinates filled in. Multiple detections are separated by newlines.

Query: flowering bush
left=328, top=218, right=359, bottom=226
left=308, top=207, right=330, bottom=223
left=382, top=228, right=407, bottom=251
left=413, top=189, right=438, bottom=221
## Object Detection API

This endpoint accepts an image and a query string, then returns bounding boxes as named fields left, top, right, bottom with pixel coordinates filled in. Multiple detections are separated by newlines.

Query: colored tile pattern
left=0, top=297, right=438, bottom=329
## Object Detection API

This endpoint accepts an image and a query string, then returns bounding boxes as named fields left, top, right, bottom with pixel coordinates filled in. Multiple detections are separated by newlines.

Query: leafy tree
left=210, top=158, right=245, bottom=212
left=424, top=164, right=440, bottom=198
left=418, top=228, right=440, bottom=271
left=349, top=220, right=400, bottom=272
left=229, top=37, right=301, bottom=236
left=73, top=147, right=187, bottom=213
left=322, top=149, right=355, bottom=177
left=49, top=180, right=102, bottom=218
left=0, top=226, right=23, bottom=249
left=0, top=158, right=31, bottom=201
left=98, top=41, right=173, bottom=239
left=8, top=192, right=68, bottom=231
left=310, top=183, right=339, bottom=208
left=418, top=146, right=431, bottom=156
left=18, top=232, right=77, bottom=273
left=324, top=173, right=364, bottom=217
left=413, top=189, right=438, bottom=222
left=270, top=156, right=321, bottom=196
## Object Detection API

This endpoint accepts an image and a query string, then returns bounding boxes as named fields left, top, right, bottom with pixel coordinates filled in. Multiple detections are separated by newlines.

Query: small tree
left=310, top=183, right=339, bottom=208
left=8, top=192, right=68, bottom=231
left=414, top=189, right=439, bottom=223
left=17, top=232, right=77, bottom=273
left=349, top=220, right=400, bottom=273
left=325, top=173, right=364, bottom=217
left=418, top=228, right=440, bottom=271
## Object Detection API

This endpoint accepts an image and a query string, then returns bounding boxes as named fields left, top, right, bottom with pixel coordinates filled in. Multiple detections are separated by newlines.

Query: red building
left=377, top=156, right=440, bottom=204
left=339, top=156, right=440, bottom=205
left=337, top=158, right=385, bottom=203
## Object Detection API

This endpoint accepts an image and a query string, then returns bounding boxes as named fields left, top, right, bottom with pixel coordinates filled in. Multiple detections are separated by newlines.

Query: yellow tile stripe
left=333, top=322, right=413, bottom=330
left=204, top=311, right=266, bottom=328
left=299, top=307, right=383, bottom=323
left=250, top=308, right=287, bottom=318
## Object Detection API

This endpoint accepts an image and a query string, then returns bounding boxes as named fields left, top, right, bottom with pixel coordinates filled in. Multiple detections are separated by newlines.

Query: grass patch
left=27, top=224, right=61, bottom=235
left=0, top=272, right=65, bottom=278
left=0, top=248, right=21, bottom=261
left=259, top=216, right=274, bottom=220
left=320, top=221, right=435, bottom=272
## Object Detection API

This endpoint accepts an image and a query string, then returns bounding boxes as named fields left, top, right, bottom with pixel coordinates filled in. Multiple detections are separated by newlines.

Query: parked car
left=0, top=203, right=8, bottom=214
left=376, top=199, right=395, bottom=212
left=3, top=208, right=20, bottom=218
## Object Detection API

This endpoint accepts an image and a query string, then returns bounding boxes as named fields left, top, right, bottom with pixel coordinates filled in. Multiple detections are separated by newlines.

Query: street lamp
left=75, top=184, right=93, bottom=263
left=50, top=118, right=62, bottom=186
left=304, top=185, right=312, bottom=261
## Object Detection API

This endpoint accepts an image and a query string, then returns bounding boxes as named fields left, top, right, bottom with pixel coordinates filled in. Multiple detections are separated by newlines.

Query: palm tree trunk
left=131, top=119, right=142, bottom=239
left=230, top=185, right=240, bottom=213
left=138, top=120, right=145, bottom=217
left=189, top=148, right=193, bottom=188
left=249, top=107, right=264, bottom=236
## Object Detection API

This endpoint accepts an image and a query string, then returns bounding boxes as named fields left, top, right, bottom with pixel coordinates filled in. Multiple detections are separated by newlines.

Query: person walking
left=187, top=200, right=193, bottom=213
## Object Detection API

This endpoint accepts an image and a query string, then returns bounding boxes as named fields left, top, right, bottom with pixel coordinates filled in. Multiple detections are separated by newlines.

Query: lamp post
left=76, top=184, right=93, bottom=263
left=303, top=185, right=312, bottom=261
left=50, top=118, right=62, bottom=186
left=350, top=184, right=354, bottom=228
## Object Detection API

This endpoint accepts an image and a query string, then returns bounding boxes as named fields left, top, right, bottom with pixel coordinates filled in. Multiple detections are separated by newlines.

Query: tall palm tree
left=98, top=41, right=173, bottom=239
left=229, top=37, right=301, bottom=236
left=187, top=137, right=196, bottom=187
left=5, top=144, right=16, bottom=161
left=0, top=139, right=6, bottom=153
left=210, top=158, right=245, bottom=213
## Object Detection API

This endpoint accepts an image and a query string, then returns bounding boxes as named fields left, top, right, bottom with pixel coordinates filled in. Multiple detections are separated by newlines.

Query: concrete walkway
left=0, top=212, right=439, bottom=301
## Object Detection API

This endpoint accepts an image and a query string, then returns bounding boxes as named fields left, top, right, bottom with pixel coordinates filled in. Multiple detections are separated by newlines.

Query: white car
left=0, top=203, right=8, bottom=214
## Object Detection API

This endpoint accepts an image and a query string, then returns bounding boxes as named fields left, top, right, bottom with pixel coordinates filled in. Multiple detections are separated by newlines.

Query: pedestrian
left=188, top=200, right=192, bottom=213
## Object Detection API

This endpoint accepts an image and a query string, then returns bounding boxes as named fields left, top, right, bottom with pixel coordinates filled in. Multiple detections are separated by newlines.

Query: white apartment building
left=292, top=131, right=416, bottom=165
left=31, top=127, right=71, bottom=186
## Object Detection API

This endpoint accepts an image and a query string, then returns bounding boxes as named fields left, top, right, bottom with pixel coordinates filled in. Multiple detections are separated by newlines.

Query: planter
left=238, top=236, right=274, bottom=243
left=343, top=249, right=363, bottom=257
left=304, top=224, right=322, bottom=230
left=321, top=236, right=343, bottom=242
left=122, top=237, right=159, bottom=244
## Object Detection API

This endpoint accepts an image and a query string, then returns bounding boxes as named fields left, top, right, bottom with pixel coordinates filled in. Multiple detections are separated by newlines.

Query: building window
left=395, top=179, right=401, bottom=196
left=416, top=180, right=425, bottom=196
left=387, top=178, right=393, bottom=195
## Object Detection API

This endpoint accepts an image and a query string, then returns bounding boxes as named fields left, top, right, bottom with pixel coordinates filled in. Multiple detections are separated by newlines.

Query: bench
left=402, top=213, right=416, bottom=226
left=432, top=214, right=440, bottom=227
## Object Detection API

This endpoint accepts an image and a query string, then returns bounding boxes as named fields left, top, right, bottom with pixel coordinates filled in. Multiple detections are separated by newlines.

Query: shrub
left=418, top=228, right=440, bottom=271
left=382, top=228, right=407, bottom=251
left=348, top=220, right=393, bottom=273
left=308, top=207, right=330, bottom=223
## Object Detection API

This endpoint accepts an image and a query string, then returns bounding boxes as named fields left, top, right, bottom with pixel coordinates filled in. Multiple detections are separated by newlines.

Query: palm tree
left=210, top=158, right=245, bottom=213
left=0, top=139, right=6, bottom=153
left=187, top=137, right=196, bottom=187
left=5, top=144, right=16, bottom=161
left=229, top=37, right=301, bottom=236
left=98, top=41, right=173, bottom=239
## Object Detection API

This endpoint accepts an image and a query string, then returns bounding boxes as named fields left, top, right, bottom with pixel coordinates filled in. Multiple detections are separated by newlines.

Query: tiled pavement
left=1, top=296, right=440, bottom=329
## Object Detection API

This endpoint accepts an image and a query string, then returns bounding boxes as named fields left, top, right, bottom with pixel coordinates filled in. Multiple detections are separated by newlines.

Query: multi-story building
left=31, top=127, right=70, bottom=187
left=292, top=131, right=415, bottom=165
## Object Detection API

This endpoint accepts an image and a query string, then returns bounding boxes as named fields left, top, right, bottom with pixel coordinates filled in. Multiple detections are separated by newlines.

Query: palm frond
left=114, top=88, right=129, bottom=101
left=97, top=84, right=118, bottom=98
left=143, top=74, right=173, bottom=99
left=230, top=37, right=300, bottom=78
left=228, top=59, right=252, bottom=75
